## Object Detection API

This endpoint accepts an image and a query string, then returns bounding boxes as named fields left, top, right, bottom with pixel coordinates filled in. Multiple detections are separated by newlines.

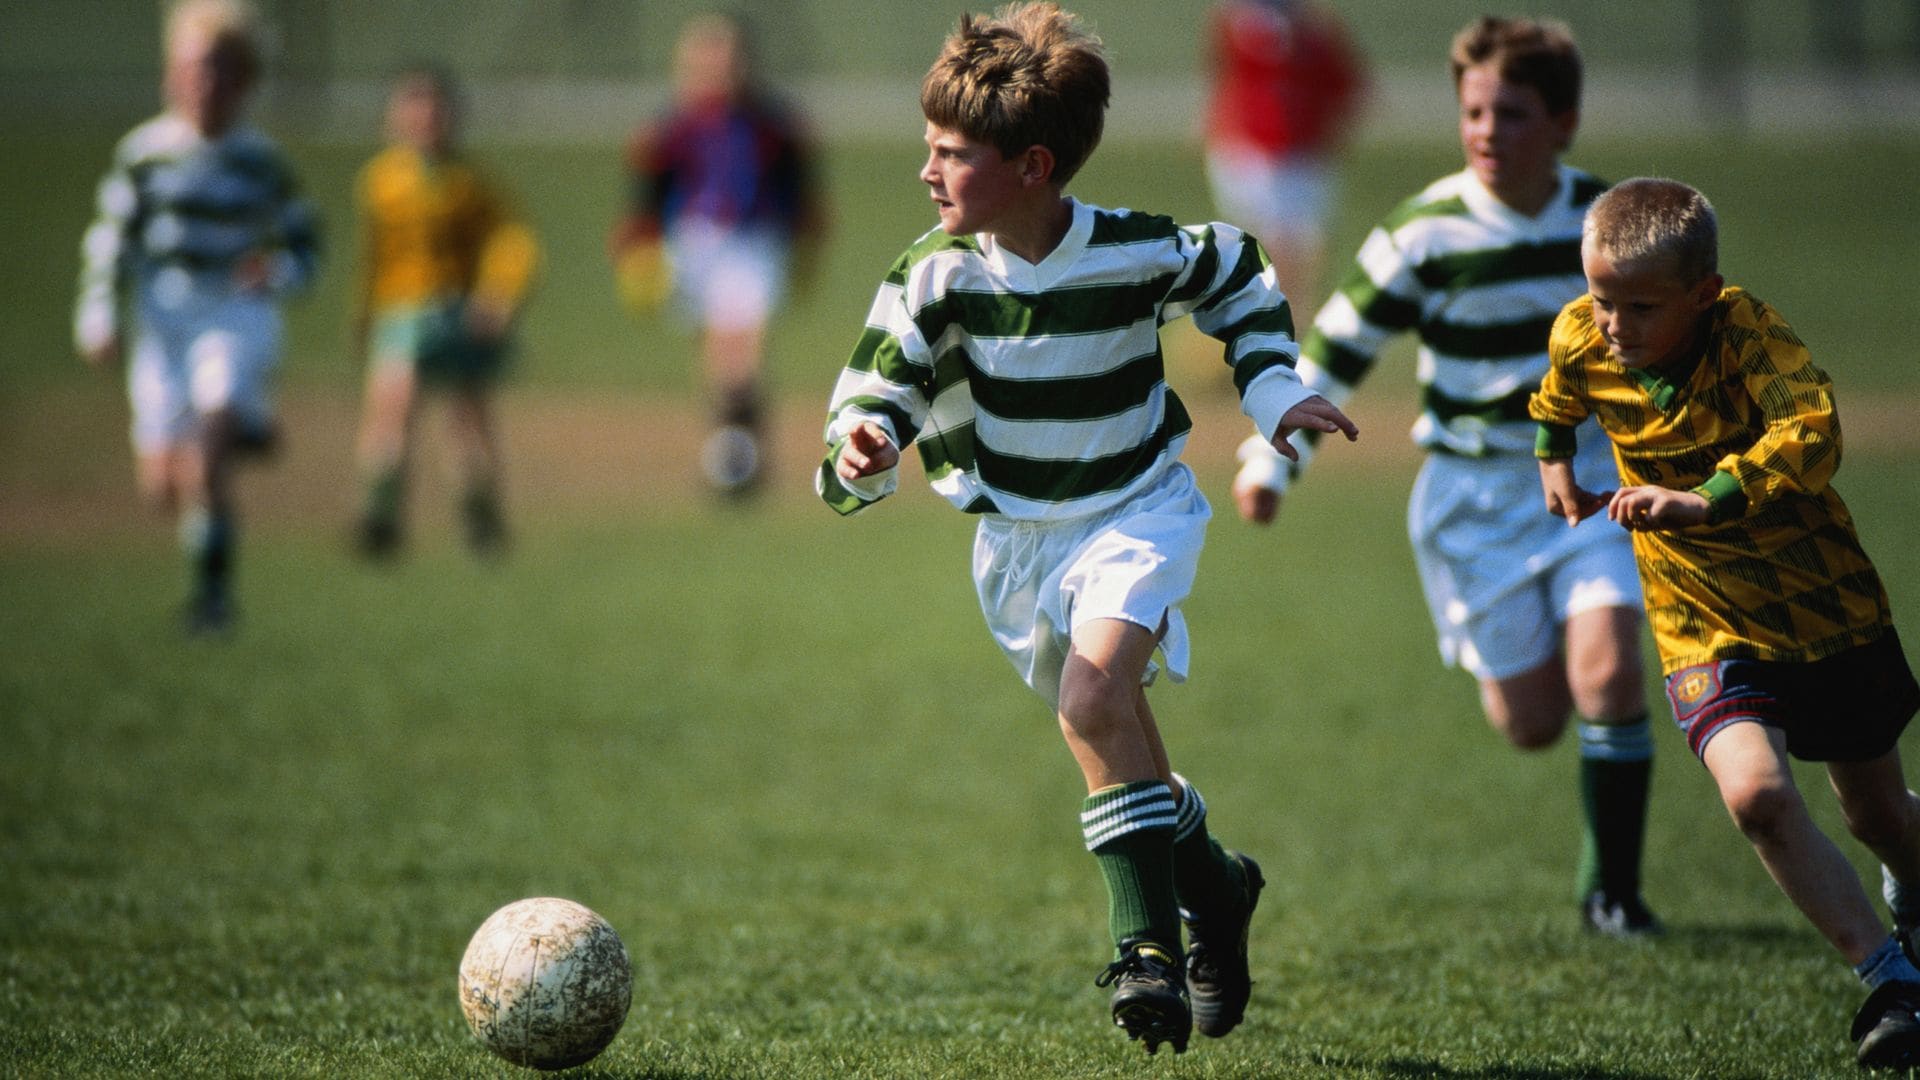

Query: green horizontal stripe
left=1305, top=335, right=1373, bottom=388
left=845, top=325, right=924, bottom=376
left=1414, top=239, right=1581, bottom=291
left=1087, top=210, right=1176, bottom=248
left=914, top=278, right=1169, bottom=343
left=1423, top=382, right=1540, bottom=426
left=973, top=395, right=1191, bottom=503
left=1421, top=314, right=1558, bottom=360
left=968, top=350, right=1165, bottom=422
left=1381, top=194, right=1469, bottom=233
left=1344, top=278, right=1422, bottom=333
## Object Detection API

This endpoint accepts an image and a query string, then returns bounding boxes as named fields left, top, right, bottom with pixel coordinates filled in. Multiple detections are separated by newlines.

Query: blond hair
left=166, top=0, right=264, bottom=76
left=920, top=2, right=1109, bottom=186
left=1449, top=16, right=1581, bottom=116
left=1584, top=178, right=1719, bottom=284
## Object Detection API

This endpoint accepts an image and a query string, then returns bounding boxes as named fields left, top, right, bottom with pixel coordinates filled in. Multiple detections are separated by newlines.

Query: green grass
left=6, top=120, right=1920, bottom=1077
left=3, top=448, right=1918, bottom=1077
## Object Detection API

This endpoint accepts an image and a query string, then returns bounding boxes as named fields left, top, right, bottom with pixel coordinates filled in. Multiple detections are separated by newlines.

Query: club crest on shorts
left=1669, top=665, right=1721, bottom=718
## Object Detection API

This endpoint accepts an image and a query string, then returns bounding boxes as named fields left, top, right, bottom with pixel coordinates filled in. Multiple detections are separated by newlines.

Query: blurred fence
left=7, top=0, right=1920, bottom=139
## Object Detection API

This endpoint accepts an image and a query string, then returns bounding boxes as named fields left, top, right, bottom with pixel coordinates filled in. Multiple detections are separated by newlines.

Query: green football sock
left=362, top=464, right=404, bottom=530
left=1576, top=716, right=1653, bottom=900
left=180, top=506, right=233, bottom=605
left=1081, top=781, right=1181, bottom=952
left=1170, top=773, right=1248, bottom=923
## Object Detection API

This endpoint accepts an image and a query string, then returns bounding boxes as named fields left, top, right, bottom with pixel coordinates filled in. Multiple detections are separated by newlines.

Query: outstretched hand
left=1608, top=485, right=1709, bottom=531
left=1273, top=397, right=1358, bottom=462
left=1538, top=459, right=1611, bottom=526
left=836, top=421, right=899, bottom=481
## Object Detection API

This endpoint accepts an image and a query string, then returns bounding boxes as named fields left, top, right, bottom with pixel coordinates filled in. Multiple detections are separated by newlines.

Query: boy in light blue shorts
left=819, top=1, right=1356, bottom=1054
left=74, top=0, right=318, bottom=634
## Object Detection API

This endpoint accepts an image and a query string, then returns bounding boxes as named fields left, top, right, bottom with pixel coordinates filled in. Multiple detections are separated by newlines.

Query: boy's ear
left=1551, top=109, right=1579, bottom=152
left=1692, top=273, right=1725, bottom=310
left=1018, top=144, right=1057, bottom=187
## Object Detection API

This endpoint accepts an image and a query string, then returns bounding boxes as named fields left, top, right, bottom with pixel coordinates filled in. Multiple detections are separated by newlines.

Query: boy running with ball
left=818, top=1, right=1355, bottom=1054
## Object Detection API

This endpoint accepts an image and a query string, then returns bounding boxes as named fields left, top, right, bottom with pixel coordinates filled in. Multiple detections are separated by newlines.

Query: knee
left=1842, top=789, right=1920, bottom=853
left=1058, top=667, right=1135, bottom=738
left=1721, top=778, right=1805, bottom=845
left=1493, top=711, right=1565, bottom=751
left=1480, top=692, right=1567, bottom=751
left=1567, top=651, right=1644, bottom=720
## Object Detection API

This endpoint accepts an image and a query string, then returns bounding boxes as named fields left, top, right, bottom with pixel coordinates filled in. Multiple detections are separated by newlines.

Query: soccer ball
left=458, top=897, right=633, bottom=1070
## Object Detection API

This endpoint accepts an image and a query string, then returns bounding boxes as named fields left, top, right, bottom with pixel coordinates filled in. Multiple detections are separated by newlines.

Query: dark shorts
left=372, top=300, right=507, bottom=385
left=1665, top=629, right=1920, bottom=762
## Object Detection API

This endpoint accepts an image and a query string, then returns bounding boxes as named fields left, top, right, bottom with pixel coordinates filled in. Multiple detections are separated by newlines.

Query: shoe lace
left=1096, top=946, right=1176, bottom=988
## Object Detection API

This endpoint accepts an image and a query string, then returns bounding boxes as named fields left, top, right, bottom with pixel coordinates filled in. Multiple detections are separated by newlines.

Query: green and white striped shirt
left=75, top=113, right=319, bottom=352
left=818, top=198, right=1313, bottom=520
left=1244, top=165, right=1607, bottom=489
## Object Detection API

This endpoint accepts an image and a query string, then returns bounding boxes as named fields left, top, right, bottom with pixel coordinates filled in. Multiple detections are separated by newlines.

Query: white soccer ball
left=458, top=897, right=633, bottom=1070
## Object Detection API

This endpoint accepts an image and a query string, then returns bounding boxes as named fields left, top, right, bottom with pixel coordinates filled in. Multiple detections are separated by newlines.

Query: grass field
left=4, top=123, right=1920, bottom=1076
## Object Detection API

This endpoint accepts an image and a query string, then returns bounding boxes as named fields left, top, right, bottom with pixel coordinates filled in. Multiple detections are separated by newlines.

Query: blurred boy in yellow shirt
left=352, top=65, right=537, bottom=558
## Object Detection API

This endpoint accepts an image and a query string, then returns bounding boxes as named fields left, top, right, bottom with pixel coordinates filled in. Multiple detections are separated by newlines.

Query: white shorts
left=1205, top=146, right=1335, bottom=248
left=1408, top=441, right=1642, bottom=681
left=666, top=219, right=790, bottom=333
left=128, top=292, right=282, bottom=454
left=974, top=465, right=1210, bottom=710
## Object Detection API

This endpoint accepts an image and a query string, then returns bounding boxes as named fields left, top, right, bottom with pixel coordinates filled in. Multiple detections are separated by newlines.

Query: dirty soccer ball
left=458, top=897, right=633, bottom=1070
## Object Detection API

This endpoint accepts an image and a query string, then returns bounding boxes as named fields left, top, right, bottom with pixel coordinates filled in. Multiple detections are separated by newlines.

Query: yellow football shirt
left=1531, top=286, right=1893, bottom=673
left=357, top=146, right=537, bottom=313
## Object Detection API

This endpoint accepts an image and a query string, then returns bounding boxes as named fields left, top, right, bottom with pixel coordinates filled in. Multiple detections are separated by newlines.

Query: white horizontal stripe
left=1080, top=786, right=1177, bottom=824
left=1083, top=812, right=1181, bottom=850
left=973, top=388, right=1164, bottom=462
left=1423, top=352, right=1548, bottom=402
left=1439, top=275, right=1588, bottom=326
left=935, top=320, right=1162, bottom=381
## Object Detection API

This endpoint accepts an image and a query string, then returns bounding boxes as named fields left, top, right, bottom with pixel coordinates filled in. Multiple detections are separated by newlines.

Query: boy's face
left=921, top=123, right=1029, bottom=238
left=388, top=78, right=455, bottom=156
left=1581, top=246, right=1723, bottom=370
left=1457, top=63, right=1575, bottom=211
left=165, top=31, right=252, bottom=136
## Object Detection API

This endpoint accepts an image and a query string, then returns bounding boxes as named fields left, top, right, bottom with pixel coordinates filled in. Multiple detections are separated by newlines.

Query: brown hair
left=920, top=2, right=1109, bottom=186
left=1449, top=16, right=1581, bottom=116
left=166, top=0, right=265, bottom=81
left=1584, top=178, right=1719, bottom=284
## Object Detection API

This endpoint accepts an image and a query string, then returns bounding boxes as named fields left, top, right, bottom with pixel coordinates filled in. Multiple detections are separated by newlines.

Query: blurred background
left=3, top=0, right=1917, bottom=524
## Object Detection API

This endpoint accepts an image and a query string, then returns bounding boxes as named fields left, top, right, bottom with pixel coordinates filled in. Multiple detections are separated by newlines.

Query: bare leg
left=1058, top=618, right=1168, bottom=792
left=1703, top=721, right=1886, bottom=964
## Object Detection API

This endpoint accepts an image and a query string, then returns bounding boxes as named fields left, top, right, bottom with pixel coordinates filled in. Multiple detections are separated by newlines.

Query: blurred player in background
left=611, top=12, right=824, bottom=496
left=1232, top=17, right=1661, bottom=936
left=351, top=65, right=539, bottom=560
left=1202, top=0, right=1365, bottom=319
left=73, top=0, right=318, bottom=634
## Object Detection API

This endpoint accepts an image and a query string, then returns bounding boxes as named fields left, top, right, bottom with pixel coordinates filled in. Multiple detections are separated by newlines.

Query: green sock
left=1170, top=773, right=1247, bottom=923
left=1576, top=716, right=1654, bottom=900
left=180, top=507, right=232, bottom=605
left=362, top=464, right=404, bottom=530
left=1081, top=781, right=1181, bottom=952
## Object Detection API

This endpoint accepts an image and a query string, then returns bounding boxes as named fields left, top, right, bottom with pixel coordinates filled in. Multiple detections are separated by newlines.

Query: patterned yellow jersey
left=357, top=146, right=537, bottom=312
left=1530, top=286, right=1893, bottom=673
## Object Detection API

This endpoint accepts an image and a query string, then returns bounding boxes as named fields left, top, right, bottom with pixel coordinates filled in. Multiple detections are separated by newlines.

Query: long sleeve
left=1699, top=320, right=1840, bottom=522
left=74, top=149, right=138, bottom=353
left=1173, top=222, right=1313, bottom=441
left=817, top=253, right=932, bottom=515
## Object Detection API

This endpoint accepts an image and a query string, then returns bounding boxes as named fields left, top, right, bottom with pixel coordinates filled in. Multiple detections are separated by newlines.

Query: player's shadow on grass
left=1654, top=919, right=1813, bottom=952
left=1358, top=1058, right=1765, bottom=1080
